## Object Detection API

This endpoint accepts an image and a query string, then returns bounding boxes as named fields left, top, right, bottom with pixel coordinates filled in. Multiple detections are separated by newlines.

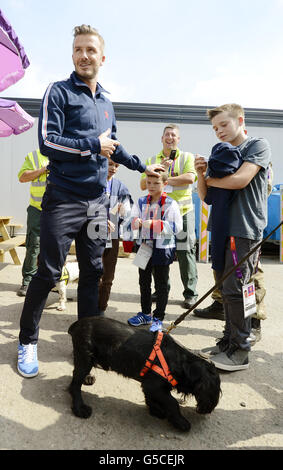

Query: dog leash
left=166, top=220, right=283, bottom=334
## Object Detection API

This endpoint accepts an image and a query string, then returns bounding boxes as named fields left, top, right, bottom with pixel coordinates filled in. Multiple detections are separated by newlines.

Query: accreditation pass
left=133, top=242, right=153, bottom=270
left=242, top=281, right=256, bottom=318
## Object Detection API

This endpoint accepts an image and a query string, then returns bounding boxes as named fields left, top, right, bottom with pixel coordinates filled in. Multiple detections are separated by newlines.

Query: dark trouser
left=19, top=184, right=107, bottom=345
left=215, top=237, right=260, bottom=351
left=98, top=238, right=119, bottom=312
left=176, top=210, right=198, bottom=300
left=22, top=205, right=41, bottom=285
left=139, top=260, right=170, bottom=321
left=211, top=263, right=267, bottom=319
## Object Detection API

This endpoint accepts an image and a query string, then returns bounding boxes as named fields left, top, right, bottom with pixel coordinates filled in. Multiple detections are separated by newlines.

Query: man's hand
left=99, top=128, right=120, bottom=158
left=19, top=165, right=48, bottom=183
left=41, top=164, right=48, bottom=175
left=145, top=163, right=164, bottom=176
left=161, top=158, right=173, bottom=169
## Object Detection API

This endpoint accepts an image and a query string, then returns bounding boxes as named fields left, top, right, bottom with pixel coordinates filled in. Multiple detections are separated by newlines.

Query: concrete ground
left=0, top=246, right=282, bottom=450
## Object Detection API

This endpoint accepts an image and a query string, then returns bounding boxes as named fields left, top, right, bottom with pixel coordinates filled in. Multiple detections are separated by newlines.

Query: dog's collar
left=140, top=331, right=178, bottom=387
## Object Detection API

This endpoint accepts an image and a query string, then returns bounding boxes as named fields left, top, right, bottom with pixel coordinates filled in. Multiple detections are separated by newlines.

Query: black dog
left=68, top=316, right=221, bottom=432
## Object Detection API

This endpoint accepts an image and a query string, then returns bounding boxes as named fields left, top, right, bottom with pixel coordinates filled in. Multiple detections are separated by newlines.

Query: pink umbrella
left=0, top=10, right=33, bottom=137
left=0, top=9, right=30, bottom=92
left=0, top=98, right=34, bottom=137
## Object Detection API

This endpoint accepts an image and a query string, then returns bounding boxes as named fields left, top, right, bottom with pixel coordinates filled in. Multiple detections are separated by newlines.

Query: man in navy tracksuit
left=17, top=24, right=162, bottom=378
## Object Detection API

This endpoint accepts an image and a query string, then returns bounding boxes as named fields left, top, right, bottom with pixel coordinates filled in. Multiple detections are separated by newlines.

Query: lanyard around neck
left=143, top=193, right=166, bottom=220
left=169, top=159, right=176, bottom=177
left=230, top=236, right=243, bottom=279
left=142, top=193, right=167, bottom=241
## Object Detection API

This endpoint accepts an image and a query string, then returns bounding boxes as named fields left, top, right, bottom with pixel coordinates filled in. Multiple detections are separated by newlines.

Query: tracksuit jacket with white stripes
left=38, top=71, right=146, bottom=198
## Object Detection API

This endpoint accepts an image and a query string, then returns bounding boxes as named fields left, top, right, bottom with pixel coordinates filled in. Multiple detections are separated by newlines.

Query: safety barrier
left=198, top=200, right=209, bottom=263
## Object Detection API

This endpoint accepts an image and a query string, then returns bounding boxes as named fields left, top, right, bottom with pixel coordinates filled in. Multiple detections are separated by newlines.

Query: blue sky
left=2, top=0, right=283, bottom=109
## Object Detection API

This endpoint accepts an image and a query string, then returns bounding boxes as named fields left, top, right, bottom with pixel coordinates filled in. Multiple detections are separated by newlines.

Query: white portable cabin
left=1, top=99, right=282, bottom=238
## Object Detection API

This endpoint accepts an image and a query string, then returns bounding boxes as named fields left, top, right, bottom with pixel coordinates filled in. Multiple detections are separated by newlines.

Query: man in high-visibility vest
left=140, top=124, right=198, bottom=308
left=17, top=149, right=49, bottom=296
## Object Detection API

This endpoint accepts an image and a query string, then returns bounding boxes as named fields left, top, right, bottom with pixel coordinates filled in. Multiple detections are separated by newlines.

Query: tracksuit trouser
left=19, top=183, right=107, bottom=345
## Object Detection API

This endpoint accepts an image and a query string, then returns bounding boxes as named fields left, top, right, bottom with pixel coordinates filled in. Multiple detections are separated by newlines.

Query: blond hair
left=73, top=24, right=105, bottom=52
left=207, top=104, right=245, bottom=121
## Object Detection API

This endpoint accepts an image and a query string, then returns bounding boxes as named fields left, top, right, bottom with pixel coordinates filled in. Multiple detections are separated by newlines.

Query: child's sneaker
left=17, top=343, right=39, bottom=378
left=149, top=318, right=163, bottom=332
left=128, top=312, right=152, bottom=327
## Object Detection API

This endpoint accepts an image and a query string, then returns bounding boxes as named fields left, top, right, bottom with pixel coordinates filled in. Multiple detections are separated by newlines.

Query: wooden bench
left=0, top=235, right=26, bottom=264
left=6, top=222, right=24, bottom=237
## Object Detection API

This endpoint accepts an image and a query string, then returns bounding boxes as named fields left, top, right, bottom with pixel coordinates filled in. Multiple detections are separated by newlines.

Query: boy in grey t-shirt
left=229, top=136, right=270, bottom=240
left=195, top=103, right=271, bottom=372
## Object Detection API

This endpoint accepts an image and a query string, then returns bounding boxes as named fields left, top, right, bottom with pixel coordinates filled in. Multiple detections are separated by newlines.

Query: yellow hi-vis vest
left=18, top=150, right=49, bottom=211
left=141, top=149, right=197, bottom=216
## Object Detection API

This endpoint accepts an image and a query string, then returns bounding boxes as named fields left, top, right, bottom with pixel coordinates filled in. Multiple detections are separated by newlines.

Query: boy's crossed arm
left=206, top=161, right=261, bottom=190
left=195, top=155, right=261, bottom=200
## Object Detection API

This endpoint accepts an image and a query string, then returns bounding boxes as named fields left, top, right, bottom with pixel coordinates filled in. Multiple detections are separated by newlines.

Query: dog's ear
left=184, top=359, right=221, bottom=414
left=181, top=360, right=204, bottom=394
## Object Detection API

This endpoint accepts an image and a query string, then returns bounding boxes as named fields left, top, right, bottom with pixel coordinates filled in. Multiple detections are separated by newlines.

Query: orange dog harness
left=140, top=331, right=178, bottom=387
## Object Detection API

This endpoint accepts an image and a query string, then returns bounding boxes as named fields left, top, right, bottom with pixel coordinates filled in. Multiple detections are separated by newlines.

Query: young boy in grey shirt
left=195, top=103, right=271, bottom=371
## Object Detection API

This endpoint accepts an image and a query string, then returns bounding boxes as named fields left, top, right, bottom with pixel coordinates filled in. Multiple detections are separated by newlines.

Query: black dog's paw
left=72, top=404, right=92, bottom=419
left=170, top=415, right=191, bottom=432
left=84, top=374, right=96, bottom=386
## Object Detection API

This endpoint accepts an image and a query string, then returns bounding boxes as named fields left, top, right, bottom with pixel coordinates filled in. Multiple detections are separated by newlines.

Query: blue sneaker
left=17, top=343, right=38, bottom=378
left=128, top=312, right=152, bottom=327
left=149, top=318, right=163, bottom=332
